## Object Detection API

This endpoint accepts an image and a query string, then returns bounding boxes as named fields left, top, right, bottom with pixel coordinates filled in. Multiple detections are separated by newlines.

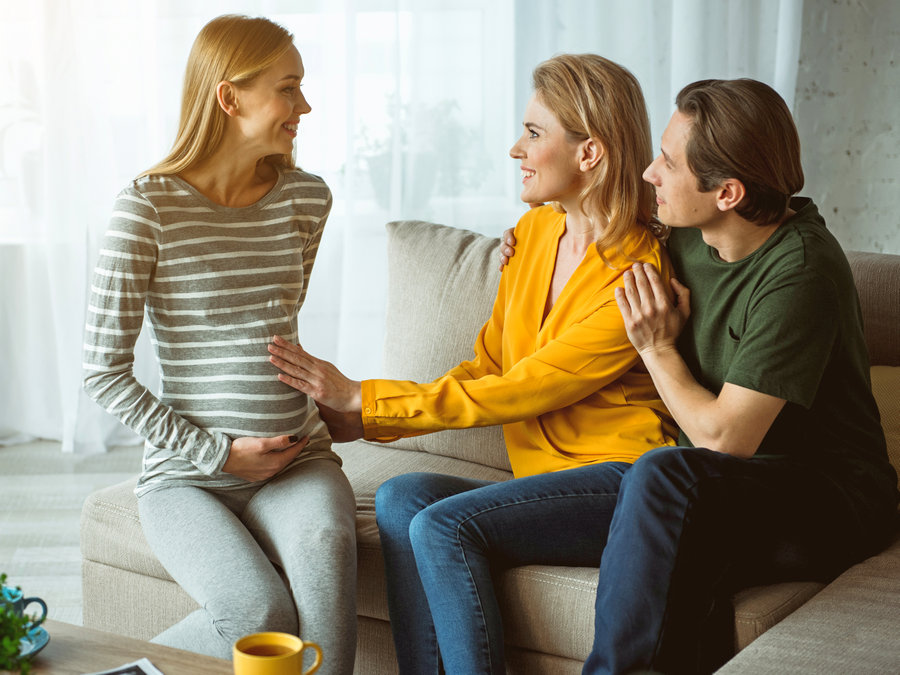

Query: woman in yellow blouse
left=269, top=54, right=675, bottom=674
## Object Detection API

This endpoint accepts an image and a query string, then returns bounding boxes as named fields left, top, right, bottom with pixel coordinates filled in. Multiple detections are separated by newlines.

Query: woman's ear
left=216, top=81, right=239, bottom=117
left=715, top=178, right=747, bottom=213
left=579, top=138, right=604, bottom=172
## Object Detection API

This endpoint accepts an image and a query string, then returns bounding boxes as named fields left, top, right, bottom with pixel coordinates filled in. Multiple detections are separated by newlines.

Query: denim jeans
left=377, top=448, right=888, bottom=675
left=375, top=463, right=630, bottom=674
left=586, top=446, right=887, bottom=674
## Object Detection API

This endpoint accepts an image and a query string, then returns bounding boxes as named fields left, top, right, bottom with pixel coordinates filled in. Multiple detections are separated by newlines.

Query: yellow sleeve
left=361, top=294, right=639, bottom=437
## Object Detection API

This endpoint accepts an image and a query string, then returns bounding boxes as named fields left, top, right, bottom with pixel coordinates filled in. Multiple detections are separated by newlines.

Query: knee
left=623, top=446, right=717, bottom=498
left=408, top=507, right=435, bottom=558
left=209, top=589, right=298, bottom=643
left=408, top=500, right=460, bottom=557
left=631, top=446, right=711, bottom=479
left=625, top=447, right=744, bottom=517
left=375, top=473, right=431, bottom=536
left=298, top=515, right=357, bottom=561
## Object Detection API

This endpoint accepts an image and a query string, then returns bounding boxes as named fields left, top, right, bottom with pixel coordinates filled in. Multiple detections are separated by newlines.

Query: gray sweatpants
left=138, top=458, right=357, bottom=673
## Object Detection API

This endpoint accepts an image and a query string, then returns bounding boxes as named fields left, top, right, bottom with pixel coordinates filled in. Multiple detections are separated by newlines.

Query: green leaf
left=0, top=573, right=35, bottom=673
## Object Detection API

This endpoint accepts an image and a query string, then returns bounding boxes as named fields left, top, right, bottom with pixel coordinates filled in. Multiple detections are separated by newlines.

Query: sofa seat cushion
left=732, top=581, right=825, bottom=650
left=718, top=531, right=900, bottom=674
left=336, top=440, right=830, bottom=662
left=335, top=440, right=513, bottom=621
left=81, top=476, right=164, bottom=579
left=80, top=443, right=514, bottom=610
left=81, top=438, right=837, bottom=661
left=81, top=435, right=852, bottom=663
left=337, top=440, right=602, bottom=661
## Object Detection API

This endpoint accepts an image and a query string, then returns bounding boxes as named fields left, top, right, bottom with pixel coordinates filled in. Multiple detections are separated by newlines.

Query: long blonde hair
left=532, top=54, right=660, bottom=257
left=140, top=15, right=295, bottom=178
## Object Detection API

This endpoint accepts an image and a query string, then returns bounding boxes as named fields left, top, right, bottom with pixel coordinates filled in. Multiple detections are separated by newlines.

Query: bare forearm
left=616, top=264, right=780, bottom=458
left=639, top=347, right=730, bottom=452
left=641, top=346, right=783, bottom=458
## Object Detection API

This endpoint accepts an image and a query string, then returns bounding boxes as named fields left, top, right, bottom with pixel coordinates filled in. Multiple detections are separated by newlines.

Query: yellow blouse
left=361, top=206, right=677, bottom=477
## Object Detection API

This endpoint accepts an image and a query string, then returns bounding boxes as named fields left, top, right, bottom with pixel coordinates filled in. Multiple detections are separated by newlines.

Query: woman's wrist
left=350, top=381, right=363, bottom=413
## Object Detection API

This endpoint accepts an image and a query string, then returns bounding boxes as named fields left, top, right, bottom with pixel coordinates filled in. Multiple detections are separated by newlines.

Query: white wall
left=794, top=0, right=900, bottom=254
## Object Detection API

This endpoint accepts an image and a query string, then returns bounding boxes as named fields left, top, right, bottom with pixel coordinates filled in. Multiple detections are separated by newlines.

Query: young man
left=500, top=78, right=897, bottom=674
left=592, top=79, right=898, bottom=673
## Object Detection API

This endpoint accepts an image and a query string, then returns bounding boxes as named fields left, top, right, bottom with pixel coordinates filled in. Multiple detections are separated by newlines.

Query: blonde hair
left=532, top=54, right=660, bottom=258
left=140, top=15, right=295, bottom=178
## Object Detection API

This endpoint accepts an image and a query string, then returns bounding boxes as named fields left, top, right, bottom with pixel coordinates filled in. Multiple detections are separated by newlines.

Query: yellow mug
left=233, top=632, right=322, bottom=675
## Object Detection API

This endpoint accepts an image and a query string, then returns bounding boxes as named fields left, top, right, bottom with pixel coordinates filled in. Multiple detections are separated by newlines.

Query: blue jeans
left=586, top=446, right=888, bottom=674
left=377, top=448, right=889, bottom=675
left=375, top=463, right=630, bottom=675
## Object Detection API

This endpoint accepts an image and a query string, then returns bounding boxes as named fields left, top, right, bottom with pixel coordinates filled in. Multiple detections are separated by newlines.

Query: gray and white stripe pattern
left=83, top=168, right=338, bottom=496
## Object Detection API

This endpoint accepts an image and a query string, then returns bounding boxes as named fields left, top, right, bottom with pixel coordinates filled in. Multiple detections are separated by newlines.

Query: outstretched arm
left=271, top=289, right=649, bottom=439
left=615, top=263, right=785, bottom=458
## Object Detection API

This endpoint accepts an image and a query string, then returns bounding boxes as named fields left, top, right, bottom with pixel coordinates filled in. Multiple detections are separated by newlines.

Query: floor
left=0, top=440, right=142, bottom=625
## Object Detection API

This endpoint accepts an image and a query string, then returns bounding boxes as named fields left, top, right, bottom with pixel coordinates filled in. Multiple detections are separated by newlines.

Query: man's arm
left=616, top=262, right=785, bottom=458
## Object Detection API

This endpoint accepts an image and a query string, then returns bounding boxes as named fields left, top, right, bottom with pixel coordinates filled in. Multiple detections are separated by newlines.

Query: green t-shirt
left=668, top=197, right=897, bottom=511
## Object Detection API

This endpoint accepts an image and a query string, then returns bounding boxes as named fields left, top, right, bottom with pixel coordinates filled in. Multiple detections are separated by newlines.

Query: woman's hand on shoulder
left=498, top=228, right=517, bottom=271
left=223, top=435, right=308, bottom=482
left=498, top=202, right=542, bottom=270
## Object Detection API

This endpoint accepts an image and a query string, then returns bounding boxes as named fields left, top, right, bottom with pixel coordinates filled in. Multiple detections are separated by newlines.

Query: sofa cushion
left=335, top=440, right=512, bottom=621
left=335, top=438, right=832, bottom=663
left=380, top=220, right=510, bottom=472
left=847, top=251, right=900, bottom=367
left=871, top=366, right=900, bottom=493
left=731, top=581, right=825, bottom=650
left=81, top=477, right=167, bottom=580
left=336, top=439, right=601, bottom=662
left=717, top=532, right=900, bottom=674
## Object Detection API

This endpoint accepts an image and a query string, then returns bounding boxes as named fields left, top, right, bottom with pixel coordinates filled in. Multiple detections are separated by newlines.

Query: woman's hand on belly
left=222, top=434, right=309, bottom=482
left=268, top=335, right=362, bottom=413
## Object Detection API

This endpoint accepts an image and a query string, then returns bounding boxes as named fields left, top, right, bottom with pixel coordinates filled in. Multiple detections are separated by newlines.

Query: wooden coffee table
left=28, top=620, right=231, bottom=674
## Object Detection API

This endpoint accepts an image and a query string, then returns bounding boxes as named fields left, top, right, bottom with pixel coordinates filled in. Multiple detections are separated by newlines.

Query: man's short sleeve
left=725, top=270, right=838, bottom=408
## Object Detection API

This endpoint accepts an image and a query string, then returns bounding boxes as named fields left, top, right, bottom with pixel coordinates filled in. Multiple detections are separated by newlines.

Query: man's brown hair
left=675, top=79, right=804, bottom=226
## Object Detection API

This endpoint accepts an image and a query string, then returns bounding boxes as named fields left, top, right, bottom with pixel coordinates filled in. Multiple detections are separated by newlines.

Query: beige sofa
left=81, top=220, right=900, bottom=673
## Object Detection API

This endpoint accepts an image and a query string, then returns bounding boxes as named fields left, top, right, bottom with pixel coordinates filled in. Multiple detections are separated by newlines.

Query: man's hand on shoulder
left=615, top=263, right=690, bottom=356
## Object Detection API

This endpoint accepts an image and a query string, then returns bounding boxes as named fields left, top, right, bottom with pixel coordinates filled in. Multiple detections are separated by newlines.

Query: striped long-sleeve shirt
left=82, top=168, right=339, bottom=496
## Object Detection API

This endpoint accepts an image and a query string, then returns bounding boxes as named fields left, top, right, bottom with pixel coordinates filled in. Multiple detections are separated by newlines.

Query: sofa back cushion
left=846, top=251, right=900, bottom=368
left=871, top=366, right=900, bottom=494
left=376, top=232, right=899, bottom=483
left=380, top=220, right=511, bottom=472
left=847, top=251, right=900, bottom=495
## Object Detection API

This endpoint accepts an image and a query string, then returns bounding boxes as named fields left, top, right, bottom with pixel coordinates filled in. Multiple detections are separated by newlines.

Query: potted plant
left=358, top=96, right=487, bottom=212
left=0, top=574, right=34, bottom=675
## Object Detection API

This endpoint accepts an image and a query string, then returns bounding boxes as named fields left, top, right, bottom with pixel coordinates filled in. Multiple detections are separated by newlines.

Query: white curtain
left=0, top=0, right=803, bottom=453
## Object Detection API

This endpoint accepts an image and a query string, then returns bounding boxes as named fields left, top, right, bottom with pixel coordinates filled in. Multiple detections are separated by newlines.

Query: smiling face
left=234, top=45, right=311, bottom=158
left=642, top=110, right=721, bottom=230
left=509, top=94, right=585, bottom=207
